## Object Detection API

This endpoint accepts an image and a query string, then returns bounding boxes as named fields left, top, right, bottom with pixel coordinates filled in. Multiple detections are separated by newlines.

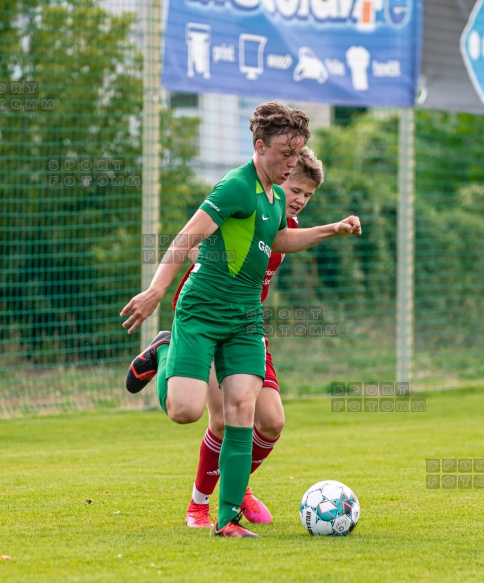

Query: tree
left=277, top=108, right=484, bottom=353
left=0, top=0, right=207, bottom=367
left=280, top=112, right=399, bottom=321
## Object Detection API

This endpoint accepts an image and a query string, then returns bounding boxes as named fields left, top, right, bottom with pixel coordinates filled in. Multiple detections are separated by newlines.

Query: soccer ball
left=299, top=480, right=360, bottom=536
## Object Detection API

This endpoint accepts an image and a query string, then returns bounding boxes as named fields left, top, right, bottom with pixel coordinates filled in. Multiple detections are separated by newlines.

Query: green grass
left=1, top=389, right=483, bottom=582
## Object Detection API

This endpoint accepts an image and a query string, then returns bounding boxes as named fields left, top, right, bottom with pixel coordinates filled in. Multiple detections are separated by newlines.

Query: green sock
left=156, top=344, right=170, bottom=413
left=218, top=425, right=253, bottom=530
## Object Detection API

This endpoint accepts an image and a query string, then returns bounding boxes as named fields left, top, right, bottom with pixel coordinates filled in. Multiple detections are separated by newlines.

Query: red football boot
left=186, top=500, right=215, bottom=528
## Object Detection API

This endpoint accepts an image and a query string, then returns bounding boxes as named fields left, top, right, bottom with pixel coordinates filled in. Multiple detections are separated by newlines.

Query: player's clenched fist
left=335, top=215, right=362, bottom=236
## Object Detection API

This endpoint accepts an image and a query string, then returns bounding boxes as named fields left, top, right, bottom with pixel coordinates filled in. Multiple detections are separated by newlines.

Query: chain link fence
left=1, top=0, right=483, bottom=418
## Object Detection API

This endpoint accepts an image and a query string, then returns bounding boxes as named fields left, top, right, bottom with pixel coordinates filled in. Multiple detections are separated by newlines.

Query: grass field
left=1, top=388, right=483, bottom=582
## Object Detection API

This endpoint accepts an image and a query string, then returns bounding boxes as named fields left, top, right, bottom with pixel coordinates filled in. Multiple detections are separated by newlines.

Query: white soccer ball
left=299, top=480, right=360, bottom=536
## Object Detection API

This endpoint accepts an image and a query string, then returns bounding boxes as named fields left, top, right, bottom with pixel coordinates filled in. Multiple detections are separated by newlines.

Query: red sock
left=251, top=427, right=280, bottom=474
left=194, top=429, right=222, bottom=497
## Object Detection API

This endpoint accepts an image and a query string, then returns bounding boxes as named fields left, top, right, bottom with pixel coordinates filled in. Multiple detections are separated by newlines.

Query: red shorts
left=263, top=337, right=279, bottom=392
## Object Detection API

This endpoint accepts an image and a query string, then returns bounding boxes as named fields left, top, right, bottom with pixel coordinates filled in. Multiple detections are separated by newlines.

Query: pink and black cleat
left=241, top=488, right=272, bottom=524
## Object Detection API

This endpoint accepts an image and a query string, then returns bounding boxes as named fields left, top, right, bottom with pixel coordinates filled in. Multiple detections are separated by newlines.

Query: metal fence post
left=141, top=0, right=161, bottom=404
left=396, top=108, right=415, bottom=385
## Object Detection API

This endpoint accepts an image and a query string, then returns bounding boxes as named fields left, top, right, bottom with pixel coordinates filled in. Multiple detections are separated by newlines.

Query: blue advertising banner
left=163, top=1, right=422, bottom=107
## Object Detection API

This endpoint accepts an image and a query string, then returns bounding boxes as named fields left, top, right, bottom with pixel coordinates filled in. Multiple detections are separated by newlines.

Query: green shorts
left=166, top=287, right=265, bottom=385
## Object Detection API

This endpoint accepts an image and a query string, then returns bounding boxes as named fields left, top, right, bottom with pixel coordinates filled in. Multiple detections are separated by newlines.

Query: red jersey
left=172, top=217, right=298, bottom=309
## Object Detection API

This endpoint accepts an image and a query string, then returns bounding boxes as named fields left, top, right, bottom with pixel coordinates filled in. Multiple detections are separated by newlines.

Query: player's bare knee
left=168, top=408, right=202, bottom=424
left=166, top=400, right=204, bottom=424
left=224, top=400, right=256, bottom=427
left=257, top=416, right=284, bottom=439
left=167, top=378, right=207, bottom=424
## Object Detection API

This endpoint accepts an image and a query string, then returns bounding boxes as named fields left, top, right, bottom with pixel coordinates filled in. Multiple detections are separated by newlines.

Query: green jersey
left=185, top=160, right=287, bottom=303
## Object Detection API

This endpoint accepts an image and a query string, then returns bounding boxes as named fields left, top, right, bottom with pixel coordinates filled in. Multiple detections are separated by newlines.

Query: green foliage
left=277, top=109, right=484, bottom=355
left=1, top=1, right=483, bottom=390
left=413, top=110, right=484, bottom=348
left=277, top=112, right=399, bottom=333
left=0, top=0, right=207, bottom=367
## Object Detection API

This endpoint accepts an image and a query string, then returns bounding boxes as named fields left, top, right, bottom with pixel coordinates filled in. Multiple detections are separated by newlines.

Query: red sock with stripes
left=193, top=429, right=222, bottom=502
left=250, top=426, right=280, bottom=474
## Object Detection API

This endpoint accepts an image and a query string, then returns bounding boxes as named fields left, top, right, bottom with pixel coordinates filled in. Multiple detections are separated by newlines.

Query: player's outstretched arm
left=120, top=210, right=218, bottom=334
left=272, top=215, right=361, bottom=254
left=187, top=244, right=200, bottom=264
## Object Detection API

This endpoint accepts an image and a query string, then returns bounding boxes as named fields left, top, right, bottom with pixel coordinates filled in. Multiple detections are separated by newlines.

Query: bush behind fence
left=1, top=1, right=483, bottom=418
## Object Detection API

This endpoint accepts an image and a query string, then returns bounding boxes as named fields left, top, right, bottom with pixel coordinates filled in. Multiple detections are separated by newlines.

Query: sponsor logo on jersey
left=258, top=240, right=271, bottom=258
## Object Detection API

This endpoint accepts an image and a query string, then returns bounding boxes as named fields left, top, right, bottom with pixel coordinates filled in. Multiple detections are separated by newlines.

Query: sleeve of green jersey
left=199, top=177, right=252, bottom=227
left=279, top=213, right=287, bottom=231
left=275, top=185, right=287, bottom=230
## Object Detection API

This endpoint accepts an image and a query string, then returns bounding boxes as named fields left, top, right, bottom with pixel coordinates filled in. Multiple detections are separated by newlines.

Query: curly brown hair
left=249, top=101, right=310, bottom=149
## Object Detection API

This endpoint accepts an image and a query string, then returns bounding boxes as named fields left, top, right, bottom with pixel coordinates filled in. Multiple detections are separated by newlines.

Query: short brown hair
left=250, top=101, right=310, bottom=148
left=291, top=147, right=324, bottom=187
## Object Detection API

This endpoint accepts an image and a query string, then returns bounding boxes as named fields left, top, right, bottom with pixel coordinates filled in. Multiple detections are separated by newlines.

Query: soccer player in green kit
left=120, top=102, right=361, bottom=537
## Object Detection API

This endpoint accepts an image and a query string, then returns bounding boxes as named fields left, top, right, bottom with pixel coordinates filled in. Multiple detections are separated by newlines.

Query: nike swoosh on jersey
left=262, top=215, right=270, bottom=221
